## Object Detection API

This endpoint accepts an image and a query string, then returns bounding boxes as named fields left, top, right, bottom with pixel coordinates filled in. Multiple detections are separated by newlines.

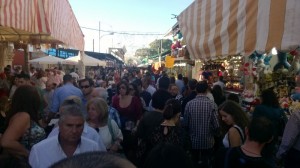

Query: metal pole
left=99, top=21, right=101, bottom=53
left=93, top=39, right=94, bottom=52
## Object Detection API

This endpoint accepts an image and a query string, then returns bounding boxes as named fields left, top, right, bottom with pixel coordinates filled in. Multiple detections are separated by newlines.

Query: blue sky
left=68, top=0, right=194, bottom=56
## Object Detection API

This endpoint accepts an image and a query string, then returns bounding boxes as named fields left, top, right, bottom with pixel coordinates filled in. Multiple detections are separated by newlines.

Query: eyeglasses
left=80, top=85, right=90, bottom=89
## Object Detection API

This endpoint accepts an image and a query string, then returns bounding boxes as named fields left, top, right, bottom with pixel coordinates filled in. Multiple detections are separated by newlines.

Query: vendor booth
left=0, top=0, right=84, bottom=74
left=66, top=53, right=106, bottom=67
left=178, top=0, right=300, bottom=113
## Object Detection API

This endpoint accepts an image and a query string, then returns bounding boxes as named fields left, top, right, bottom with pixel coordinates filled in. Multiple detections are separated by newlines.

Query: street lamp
left=99, top=32, right=114, bottom=53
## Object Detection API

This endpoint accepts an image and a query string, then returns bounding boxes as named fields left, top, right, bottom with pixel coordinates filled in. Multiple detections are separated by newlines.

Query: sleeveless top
left=223, top=125, right=244, bottom=148
left=20, top=120, right=46, bottom=150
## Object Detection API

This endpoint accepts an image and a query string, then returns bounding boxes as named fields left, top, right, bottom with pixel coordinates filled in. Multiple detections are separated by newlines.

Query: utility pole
left=99, top=21, right=101, bottom=53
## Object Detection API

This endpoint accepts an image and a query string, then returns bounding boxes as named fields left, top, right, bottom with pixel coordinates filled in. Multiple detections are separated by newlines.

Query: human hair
left=227, top=93, right=239, bottom=103
left=152, top=89, right=172, bottom=110
left=196, top=80, right=208, bottom=93
left=116, top=81, right=129, bottom=95
left=169, top=76, right=175, bottom=84
left=129, top=83, right=139, bottom=97
left=50, top=151, right=135, bottom=168
left=212, top=85, right=225, bottom=106
left=248, top=117, right=274, bottom=144
left=183, top=77, right=189, bottom=86
left=86, top=98, right=109, bottom=125
left=188, top=79, right=197, bottom=90
left=63, top=74, right=73, bottom=83
left=177, top=74, right=183, bottom=80
left=92, top=87, right=108, bottom=100
left=9, top=85, right=40, bottom=123
left=158, top=76, right=170, bottom=90
left=163, top=99, right=181, bottom=120
left=144, top=143, right=193, bottom=168
left=260, top=89, right=280, bottom=108
left=218, top=100, right=249, bottom=134
left=132, top=78, right=142, bottom=87
left=16, top=73, right=30, bottom=80
left=61, top=96, right=82, bottom=108
left=79, top=78, right=94, bottom=87
left=59, top=104, right=83, bottom=124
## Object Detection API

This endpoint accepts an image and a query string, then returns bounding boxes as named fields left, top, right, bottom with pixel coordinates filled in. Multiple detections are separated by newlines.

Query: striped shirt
left=184, top=95, right=219, bottom=149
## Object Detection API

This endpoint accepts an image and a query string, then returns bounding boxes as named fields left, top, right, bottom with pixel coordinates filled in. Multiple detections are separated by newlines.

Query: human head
left=246, top=117, right=274, bottom=144
left=10, top=85, right=40, bottom=123
left=168, top=84, right=179, bottom=97
left=16, top=73, right=31, bottom=87
left=63, top=74, right=73, bottom=84
left=158, top=76, right=170, bottom=90
left=142, top=76, right=151, bottom=89
left=196, top=81, right=208, bottom=94
left=227, top=93, right=240, bottom=103
left=79, top=78, right=94, bottom=96
left=58, top=103, right=84, bottom=143
left=144, top=143, right=193, bottom=168
left=91, top=87, right=108, bottom=101
left=260, top=89, right=280, bottom=108
left=152, top=89, right=172, bottom=110
left=50, top=151, right=136, bottom=168
left=169, top=76, right=175, bottom=84
left=129, top=83, right=139, bottom=97
left=177, top=74, right=183, bottom=80
left=86, top=98, right=109, bottom=124
left=116, top=81, right=129, bottom=95
left=212, top=85, right=224, bottom=96
left=163, top=99, right=181, bottom=122
left=188, top=79, right=197, bottom=91
left=218, top=101, right=249, bottom=132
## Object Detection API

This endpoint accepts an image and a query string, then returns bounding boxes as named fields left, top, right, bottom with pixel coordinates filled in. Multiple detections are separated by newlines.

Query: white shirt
left=29, top=135, right=99, bottom=168
left=146, top=85, right=156, bottom=96
left=96, top=119, right=123, bottom=149
left=47, top=123, right=106, bottom=151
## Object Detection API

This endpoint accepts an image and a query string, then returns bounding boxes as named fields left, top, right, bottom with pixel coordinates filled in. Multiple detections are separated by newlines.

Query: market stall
left=178, top=0, right=300, bottom=112
left=0, top=0, right=84, bottom=72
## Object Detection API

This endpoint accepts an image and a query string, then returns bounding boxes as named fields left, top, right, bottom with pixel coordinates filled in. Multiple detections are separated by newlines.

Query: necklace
left=241, top=146, right=261, bottom=156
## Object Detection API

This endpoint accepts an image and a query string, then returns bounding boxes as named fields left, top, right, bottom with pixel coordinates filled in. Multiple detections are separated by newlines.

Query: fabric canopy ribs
left=0, top=0, right=84, bottom=50
left=178, top=0, right=300, bottom=61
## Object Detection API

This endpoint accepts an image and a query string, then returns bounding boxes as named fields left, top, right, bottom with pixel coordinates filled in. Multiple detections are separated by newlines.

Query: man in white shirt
left=142, top=76, right=156, bottom=96
left=29, top=104, right=100, bottom=168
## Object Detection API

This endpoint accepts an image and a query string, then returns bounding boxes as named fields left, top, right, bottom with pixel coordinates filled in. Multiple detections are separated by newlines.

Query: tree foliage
left=134, top=39, right=172, bottom=59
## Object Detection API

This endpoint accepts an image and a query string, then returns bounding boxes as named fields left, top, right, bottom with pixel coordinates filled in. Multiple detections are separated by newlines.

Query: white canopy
left=29, top=55, right=77, bottom=65
left=66, top=53, right=106, bottom=67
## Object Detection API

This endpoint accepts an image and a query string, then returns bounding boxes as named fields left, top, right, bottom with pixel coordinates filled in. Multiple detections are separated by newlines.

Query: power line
left=80, top=26, right=163, bottom=36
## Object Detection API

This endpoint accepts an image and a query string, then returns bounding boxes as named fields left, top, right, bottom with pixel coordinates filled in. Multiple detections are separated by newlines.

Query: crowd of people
left=0, top=64, right=298, bottom=168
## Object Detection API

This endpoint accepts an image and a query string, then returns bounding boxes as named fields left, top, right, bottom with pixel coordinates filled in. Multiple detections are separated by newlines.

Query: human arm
left=109, top=120, right=123, bottom=152
left=0, top=112, right=30, bottom=157
left=277, top=112, right=300, bottom=159
left=228, top=127, right=243, bottom=147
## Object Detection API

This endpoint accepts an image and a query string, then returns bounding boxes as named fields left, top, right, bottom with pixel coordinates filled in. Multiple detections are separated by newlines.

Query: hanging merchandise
left=165, top=55, right=175, bottom=68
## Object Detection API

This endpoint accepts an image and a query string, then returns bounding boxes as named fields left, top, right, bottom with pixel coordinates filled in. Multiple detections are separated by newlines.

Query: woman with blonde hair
left=87, top=98, right=123, bottom=152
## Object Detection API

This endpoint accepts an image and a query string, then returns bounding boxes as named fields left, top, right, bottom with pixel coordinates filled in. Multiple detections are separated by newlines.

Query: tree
left=149, top=39, right=172, bottom=53
left=135, top=48, right=157, bottom=58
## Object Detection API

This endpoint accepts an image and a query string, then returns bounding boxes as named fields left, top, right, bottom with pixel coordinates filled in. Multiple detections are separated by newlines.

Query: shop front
left=178, top=0, right=300, bottom=113
left=0, top=0, right=84, bottom=72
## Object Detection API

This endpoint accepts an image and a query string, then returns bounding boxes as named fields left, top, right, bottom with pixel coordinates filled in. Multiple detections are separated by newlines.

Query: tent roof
left=178, top=0, right=300, bottom=61
left=66, top=54, right=106, bottom=67
left=0, top=0, right=84, bottom=50
left=29, top=56, right=76, bottom=65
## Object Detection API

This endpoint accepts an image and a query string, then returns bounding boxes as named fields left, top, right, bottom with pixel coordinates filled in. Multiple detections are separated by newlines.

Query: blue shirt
left=50, top=83, right=84, bottom=113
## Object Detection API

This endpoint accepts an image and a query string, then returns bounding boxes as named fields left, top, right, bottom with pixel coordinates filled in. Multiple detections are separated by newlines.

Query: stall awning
left=0, top=0, right=84, bottom=50
left=178, top=0, right=300, bottom=61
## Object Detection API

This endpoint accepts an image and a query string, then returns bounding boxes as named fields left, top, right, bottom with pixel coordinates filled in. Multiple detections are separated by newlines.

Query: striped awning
left=178, top=0, right=300, bottom=61
left=0, top=0, right=84, bottom=50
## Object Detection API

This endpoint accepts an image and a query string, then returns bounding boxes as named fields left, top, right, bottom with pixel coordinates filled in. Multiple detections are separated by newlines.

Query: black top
left=136, top=111, right=163, bottom=140
left=214, top=147, right=273, bottom=168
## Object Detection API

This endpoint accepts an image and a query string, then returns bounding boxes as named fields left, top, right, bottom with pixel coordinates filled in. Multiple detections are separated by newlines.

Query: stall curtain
left=178, top=0, right=300, bottom=61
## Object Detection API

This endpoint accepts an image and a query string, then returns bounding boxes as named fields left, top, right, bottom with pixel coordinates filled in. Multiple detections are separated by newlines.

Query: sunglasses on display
left=80, top=85, right=90, bottom=89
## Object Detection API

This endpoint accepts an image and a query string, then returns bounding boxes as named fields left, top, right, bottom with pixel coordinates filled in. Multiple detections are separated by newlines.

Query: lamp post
left=99, top=32, right=114, bottom=53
